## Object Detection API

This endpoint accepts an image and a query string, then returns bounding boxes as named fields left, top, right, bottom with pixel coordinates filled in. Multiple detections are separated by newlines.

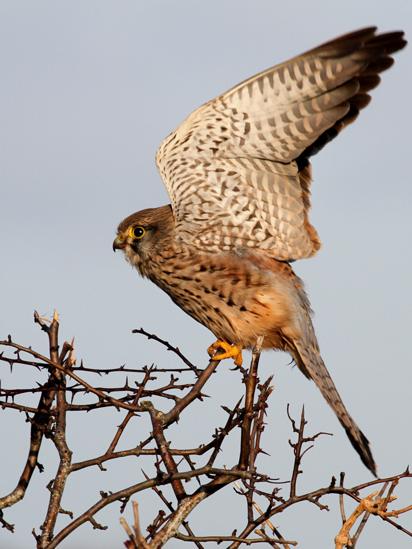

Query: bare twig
left=133, top=328, right=199, bottom=375
left=0, top=313, right=59, bottom=510
left=39, top=321, right=73, bottom=548
left=1, top=315, right=411, bottom=549
left=238, top=336, right=264, bottom=470
left=120, top=501, right=150, bottom=548
left=175, top=532, right=298, bottom=545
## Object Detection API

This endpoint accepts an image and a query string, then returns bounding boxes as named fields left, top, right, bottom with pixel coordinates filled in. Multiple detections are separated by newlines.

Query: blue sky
left=1, top=2, right=411, bottom=547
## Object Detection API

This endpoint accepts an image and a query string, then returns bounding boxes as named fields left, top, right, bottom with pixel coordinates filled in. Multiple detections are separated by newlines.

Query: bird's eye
left=129, top=226, right=145, bottom=239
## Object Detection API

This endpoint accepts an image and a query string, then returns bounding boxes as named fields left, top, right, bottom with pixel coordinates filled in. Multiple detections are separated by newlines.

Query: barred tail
left=287, top=336, right=377, bottom=476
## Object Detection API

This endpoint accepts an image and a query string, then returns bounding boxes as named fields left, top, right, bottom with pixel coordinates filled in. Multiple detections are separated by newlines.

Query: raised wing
left=156, top=27, right=406, bottom=260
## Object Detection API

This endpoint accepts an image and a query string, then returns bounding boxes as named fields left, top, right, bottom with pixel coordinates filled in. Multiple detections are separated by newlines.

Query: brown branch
left=0, top=510, right=15, bottom=533
left=142, top=470, right=203, bottom=549
left=338, top=472, right=347, bottom=528
left=150, top=492, right=208, bottom=548
left=120, top=501, right=150, bottom=548
left=48, top=467, right=253, bottom=548
left=229, top=469, right=412, bottom=546
left=0, top=401, right=39, bottom=414
left=245, top=378, right=273, bottom=524
left=234, top=480, right=291, bottom=549
left=175, top=532, right=298, bottom=545
left=0, top=379, right=194, bottom=409
left=0, top=353, right=201, bottom=376
left=238, top=336, right=263, bottom=470
left=0, top=313, right=59, bottom=510
left=287, top=405, right=332, bottom=498
left=289, top=407, right=305, bottom=498
left=334, top=484, right=402, bottom=549
left=140, top=346, right=267, bottom=547
left=105, top=370, right=152, bottom=456
left=144, top=402, right=186, bottom=501
left=0, top=339, right=141, bottom=412
left=350, top=510, right=370, bottom=548
left=2, top=316, right=411, bottom=549
left=70, top=396, right=244, bottom=474
left=133, top=328, right=199, bottom=375
left=38, top=333, right=73, bottom=548
left=206, top=398, right=243, bottom=467
left=140, top=470, right=204, bottom=547
left=162, top=357, right=220, bottom=426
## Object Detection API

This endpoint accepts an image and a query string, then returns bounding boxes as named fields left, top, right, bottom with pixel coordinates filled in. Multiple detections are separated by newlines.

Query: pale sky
left=1, top=1, right=411, bottom=547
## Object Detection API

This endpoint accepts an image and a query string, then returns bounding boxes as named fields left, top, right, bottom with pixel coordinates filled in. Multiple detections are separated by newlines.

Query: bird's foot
left=207, top=340, right=243, bottom=367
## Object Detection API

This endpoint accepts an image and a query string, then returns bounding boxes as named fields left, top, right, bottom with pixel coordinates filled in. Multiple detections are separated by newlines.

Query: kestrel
left=113, top=28, right=406, bottom=475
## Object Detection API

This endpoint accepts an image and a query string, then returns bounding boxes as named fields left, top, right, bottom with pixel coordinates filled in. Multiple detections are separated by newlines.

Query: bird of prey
left=113, top=27, right=406, bottom=475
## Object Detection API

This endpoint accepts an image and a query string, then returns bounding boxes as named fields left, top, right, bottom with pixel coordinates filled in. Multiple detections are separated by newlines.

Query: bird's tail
left=285, top=314, right=377, bottom=476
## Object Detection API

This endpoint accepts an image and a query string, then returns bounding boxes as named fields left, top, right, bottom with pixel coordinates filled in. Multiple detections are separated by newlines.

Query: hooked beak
left=112, top=235, right=126, bottom=252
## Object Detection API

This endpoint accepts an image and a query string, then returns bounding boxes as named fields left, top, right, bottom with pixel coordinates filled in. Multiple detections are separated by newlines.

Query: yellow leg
left=207, top=340, right=243, bottom=367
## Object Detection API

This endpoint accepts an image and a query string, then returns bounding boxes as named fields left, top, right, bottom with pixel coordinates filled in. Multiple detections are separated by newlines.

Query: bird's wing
left=156, top=27, right=406, bottom=261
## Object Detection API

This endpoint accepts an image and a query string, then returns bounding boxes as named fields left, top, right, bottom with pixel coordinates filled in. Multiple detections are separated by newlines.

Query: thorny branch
left=0, top=312, right=60, bottom=512
left=0, top=313, right=411, bottom=548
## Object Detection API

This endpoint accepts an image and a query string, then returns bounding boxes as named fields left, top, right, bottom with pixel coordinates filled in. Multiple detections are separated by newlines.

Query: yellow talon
left=207, top=340, right=243, bottom=367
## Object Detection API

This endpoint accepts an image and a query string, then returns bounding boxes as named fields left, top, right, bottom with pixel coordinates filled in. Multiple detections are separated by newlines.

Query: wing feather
left=156, top=28, right=406, bottom=260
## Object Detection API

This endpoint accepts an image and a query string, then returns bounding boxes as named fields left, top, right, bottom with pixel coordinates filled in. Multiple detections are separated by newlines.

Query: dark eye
left=129, top=226, right=145, bottom=239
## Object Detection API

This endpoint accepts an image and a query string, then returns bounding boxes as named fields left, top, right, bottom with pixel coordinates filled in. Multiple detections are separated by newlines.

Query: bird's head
left=113, top=204, right=174, bottom=273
